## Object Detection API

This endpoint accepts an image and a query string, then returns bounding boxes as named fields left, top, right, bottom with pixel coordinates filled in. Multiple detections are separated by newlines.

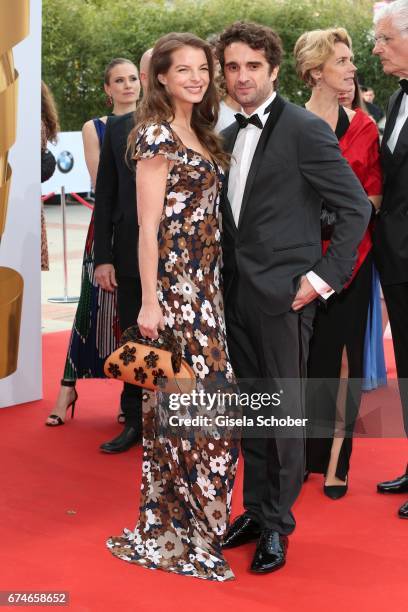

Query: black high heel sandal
left=46, top=380, right=78, bottom=427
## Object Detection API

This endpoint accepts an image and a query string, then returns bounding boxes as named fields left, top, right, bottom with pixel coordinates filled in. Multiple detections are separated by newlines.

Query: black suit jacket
left=94, top=112, right=139, bottom=278
left=373, top=89, right=408, bottom=285
left=365, top=101, right=384, bottom=123
left=221, top=94, right=372, bottom=315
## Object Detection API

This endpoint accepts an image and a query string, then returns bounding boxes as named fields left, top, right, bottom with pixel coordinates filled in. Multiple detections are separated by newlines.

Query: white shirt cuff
left=306, top=271, right=334, bottom=300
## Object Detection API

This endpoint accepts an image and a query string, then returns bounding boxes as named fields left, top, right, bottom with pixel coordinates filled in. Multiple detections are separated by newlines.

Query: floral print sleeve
left=133, top=123, right=179, bottom=162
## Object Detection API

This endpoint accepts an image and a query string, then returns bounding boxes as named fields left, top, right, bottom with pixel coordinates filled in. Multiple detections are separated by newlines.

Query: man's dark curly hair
left=216, top=21, right=284, bottom=74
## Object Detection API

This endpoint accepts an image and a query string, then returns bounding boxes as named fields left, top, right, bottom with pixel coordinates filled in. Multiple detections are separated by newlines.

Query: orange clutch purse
left=104, top=325, right=196, bottom=393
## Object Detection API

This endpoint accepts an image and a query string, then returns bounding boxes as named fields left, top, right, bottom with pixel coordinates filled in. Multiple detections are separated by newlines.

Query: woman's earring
left=106, top=94, right=113, bottom=107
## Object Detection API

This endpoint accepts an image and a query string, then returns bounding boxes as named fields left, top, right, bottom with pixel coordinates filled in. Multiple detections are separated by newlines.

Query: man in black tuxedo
left=372, top=0, right=408, bottom=519
left=216, top=22, right=371, bottom=573
left=361, top=86, right=385, bottom=123
left=94, top=111, right=142, bottom=453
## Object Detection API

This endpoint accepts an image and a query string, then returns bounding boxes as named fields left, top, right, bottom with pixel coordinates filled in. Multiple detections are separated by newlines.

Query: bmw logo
left=57, top=151, right=74, bottom=173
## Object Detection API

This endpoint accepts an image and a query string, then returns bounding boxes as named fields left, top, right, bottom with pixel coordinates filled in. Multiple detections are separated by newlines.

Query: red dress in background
left=322, top=108, right=383, bottom=283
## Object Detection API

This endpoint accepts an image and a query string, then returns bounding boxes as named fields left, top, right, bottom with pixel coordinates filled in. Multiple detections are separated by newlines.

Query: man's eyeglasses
left=373, top=34, right=393, bottom=46
left=373, top=28, right=408, bottom=46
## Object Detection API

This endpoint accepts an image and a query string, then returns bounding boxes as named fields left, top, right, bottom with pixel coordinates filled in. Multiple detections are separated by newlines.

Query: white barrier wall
left=42, top=131, right=92, bottom=195
left=0, top=1, right=42, bottom=408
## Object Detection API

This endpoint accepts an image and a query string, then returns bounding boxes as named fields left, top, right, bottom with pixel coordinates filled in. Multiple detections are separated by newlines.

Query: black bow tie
left=235, top=112, right=263, bottom=129
left=399, top=79, right=408, bottom=95
left=234, top=99, right=276, bottom=130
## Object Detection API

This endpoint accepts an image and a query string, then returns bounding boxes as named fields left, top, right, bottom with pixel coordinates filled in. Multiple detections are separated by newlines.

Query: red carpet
left=0, top=332, right=407, bottom=612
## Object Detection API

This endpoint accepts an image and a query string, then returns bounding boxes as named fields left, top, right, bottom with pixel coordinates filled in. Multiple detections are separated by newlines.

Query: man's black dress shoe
left=222, top=513, right=261, bottom=549
left=250, top=529, right=288, bottom=574
left=100, top=426, right=141, bottom=453
left=377, top=465, right=408, bottom=494
left=398, top=500, right=408, bottom=519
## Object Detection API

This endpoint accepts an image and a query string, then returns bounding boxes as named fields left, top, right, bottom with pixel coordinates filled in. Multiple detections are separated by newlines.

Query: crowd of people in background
left=40, top=0, right=408, bottom=582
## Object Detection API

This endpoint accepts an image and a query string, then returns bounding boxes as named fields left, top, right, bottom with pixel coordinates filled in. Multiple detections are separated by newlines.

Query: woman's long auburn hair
left=41, top=81, right=60, bottom=145
left=127, top=32, right=229, bottom=169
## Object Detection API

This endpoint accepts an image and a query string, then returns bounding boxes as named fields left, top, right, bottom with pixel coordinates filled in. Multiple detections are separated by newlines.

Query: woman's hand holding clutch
left=138, top=301, right=165, bottom=340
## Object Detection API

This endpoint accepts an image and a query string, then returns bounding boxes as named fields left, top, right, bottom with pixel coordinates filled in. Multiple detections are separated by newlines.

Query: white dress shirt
left=387, top=89, right=408, bottom=154
left=228, top=92, right=333, bottom=299
left=228, top=93, right=276, bottom=224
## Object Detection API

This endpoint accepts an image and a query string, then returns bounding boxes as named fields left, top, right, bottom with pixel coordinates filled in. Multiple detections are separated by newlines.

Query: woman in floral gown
left=107, top=33, right=239, bottom=581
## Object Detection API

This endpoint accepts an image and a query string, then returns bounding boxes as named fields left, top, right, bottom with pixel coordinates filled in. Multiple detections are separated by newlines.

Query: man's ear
left=271, top=65, right=280, bottom=82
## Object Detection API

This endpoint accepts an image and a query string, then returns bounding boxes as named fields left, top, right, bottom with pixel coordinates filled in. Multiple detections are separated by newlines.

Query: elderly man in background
left=372, top=0, right=408, bottom=519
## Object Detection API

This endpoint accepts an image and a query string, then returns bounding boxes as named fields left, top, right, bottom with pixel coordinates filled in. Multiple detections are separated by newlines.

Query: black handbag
left=41, top=148, right=56, bottom=183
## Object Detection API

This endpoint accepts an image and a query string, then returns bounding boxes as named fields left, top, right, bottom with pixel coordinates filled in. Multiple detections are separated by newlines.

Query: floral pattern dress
left=106, top=122, right=239, bottom=581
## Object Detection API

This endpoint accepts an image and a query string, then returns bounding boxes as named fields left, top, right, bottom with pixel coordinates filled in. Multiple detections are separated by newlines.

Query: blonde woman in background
left=294, top=28, right=382, bottom=499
